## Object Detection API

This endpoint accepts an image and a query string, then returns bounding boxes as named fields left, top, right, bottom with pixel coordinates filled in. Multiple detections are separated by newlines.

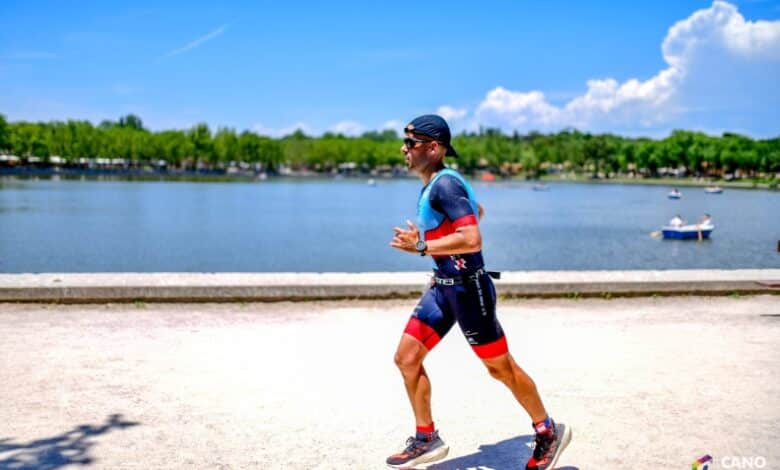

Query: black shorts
left=403, top=271, right=507, bottom=358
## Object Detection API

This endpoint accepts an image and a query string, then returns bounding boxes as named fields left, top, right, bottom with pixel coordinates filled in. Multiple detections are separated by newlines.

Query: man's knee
left=394, top=342, right=425, bottom=374
left=483, top=355, right=518, bottom=383
left=394, top=349, right=424, bottom=374
left=485, top=362, right=513, bottom=382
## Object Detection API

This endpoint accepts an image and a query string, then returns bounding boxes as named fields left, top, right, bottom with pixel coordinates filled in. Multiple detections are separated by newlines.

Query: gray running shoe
left=525, top=421, right=572, bottom=470
left=386, top=430, right=449, bottom=468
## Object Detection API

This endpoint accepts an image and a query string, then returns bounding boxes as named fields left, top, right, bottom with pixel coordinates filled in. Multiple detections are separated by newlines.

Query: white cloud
left=436, top=105, right=468, bottom=121
left=253, top=122, right=311, bottom=137
left=470, top=1, right=780, bottom=135
left=164, top=24, right=228, bottom=58
left=476, top=88, right=561, bottom=127
left=382, top=119, right=402, bottom=131
left=252, top=120, right=367, bottom=137
left=328, top=120, right=364, bottom=136
left=663, top=1, right=780, bottom=62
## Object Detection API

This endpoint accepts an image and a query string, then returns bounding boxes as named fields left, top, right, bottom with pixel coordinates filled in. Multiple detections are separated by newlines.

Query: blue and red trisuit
left=403, top=168, right=508, bottom=358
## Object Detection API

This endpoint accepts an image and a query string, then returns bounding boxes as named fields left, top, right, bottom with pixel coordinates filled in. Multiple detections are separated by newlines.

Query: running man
left=387, top=115, right=571, bottom=469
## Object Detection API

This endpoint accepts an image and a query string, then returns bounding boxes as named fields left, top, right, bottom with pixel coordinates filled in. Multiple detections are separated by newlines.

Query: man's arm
left=424, top=224, right=481, bottom=255
left=421, top=203, right=483, bottom=254
left=390, top=175, right=484, bottom=255
left=390, top=220, right=481, bottom=255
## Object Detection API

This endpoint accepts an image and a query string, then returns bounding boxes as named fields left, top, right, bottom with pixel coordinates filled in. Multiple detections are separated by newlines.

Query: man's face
left=401, top=133, right=438, bottom=172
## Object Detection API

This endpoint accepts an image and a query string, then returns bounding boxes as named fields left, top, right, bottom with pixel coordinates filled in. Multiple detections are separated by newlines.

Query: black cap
left=405, top=114, right=458, bottom=157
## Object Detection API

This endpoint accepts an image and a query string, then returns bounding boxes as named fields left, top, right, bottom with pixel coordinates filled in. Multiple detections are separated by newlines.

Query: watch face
left=416, top=240, right=426, bottom=251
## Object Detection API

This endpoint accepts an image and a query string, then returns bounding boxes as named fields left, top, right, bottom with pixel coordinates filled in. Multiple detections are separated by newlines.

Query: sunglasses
left=403, top=136, right=434, bottom=149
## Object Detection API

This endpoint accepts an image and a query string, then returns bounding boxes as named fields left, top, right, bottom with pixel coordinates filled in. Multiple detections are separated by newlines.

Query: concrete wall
left=1, top=270, right=779, bottom=303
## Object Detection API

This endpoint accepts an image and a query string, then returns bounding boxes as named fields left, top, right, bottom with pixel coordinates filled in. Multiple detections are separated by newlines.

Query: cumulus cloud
left=382, top=119, right=402, bottom=131
left=471, top=1, right=780, bottom=136
left=436, top=105, right=468, bottom=121
left=328, top=120, right=364, bottom=136
left=253, top=122, right=311, bottom=137
left=252, top=120, right=368, bottom=137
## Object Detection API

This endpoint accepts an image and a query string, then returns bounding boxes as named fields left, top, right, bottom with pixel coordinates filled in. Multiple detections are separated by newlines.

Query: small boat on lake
left=704, top=186, right=723, bottom=194
left=661, top=223, right=715, bottom=240
left=668, top=189, right=682, bottom=199
left=532, top=183, right=549, bottom=191
left=480, top=172, right=496, bottom=182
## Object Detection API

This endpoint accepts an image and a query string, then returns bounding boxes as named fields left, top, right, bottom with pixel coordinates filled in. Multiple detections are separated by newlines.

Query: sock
left=416, top=422, right=435, bottom=441
left=533, top=416, right=554, bottom=435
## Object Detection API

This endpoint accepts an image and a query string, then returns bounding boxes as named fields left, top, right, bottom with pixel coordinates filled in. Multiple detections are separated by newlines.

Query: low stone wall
left=0, top=269, right=778, bottom=303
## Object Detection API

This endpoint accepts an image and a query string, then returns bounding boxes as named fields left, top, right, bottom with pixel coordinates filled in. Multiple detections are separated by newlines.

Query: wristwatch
left=415, top=239, right=427, bottom=256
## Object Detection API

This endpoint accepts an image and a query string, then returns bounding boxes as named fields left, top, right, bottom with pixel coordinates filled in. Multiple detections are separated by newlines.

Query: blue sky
left=1, top=1, right=779, bottom=137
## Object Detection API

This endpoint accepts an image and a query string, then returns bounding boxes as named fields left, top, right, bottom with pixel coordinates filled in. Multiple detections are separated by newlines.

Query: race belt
left=433, top=268, right=501, bottom=286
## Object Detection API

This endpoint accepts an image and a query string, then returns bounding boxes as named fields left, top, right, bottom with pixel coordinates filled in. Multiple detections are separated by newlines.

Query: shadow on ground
left=0, top=413, right=139, bottom=469
left=427, top=434, right=578, bottom=470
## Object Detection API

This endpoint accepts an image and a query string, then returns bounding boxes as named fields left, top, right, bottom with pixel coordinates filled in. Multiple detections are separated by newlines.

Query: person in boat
left=699, top=214, right=712, bottom=226
left=387, top=114, right=571, bottom=470
left=669, top=214, right=685, bottom=227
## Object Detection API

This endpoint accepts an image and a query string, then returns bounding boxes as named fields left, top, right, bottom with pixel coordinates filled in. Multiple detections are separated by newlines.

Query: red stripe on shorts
left=404, top=317, right=442, bottom=350
left=472, top=336, right=508, bottom=358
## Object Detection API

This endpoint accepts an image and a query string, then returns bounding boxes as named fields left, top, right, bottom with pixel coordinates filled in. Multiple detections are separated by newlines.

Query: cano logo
left=720, top=456, right=768, bottom=469
left=692, top=455, right=713, bottom=470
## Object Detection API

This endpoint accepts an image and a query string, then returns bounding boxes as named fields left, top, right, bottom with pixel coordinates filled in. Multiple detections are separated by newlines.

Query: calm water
left=1, top=177, right=778, bottom=272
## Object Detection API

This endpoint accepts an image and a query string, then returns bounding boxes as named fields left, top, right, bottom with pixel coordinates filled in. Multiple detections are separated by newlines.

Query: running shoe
left=525, top=421, right=572, bottom=470
left=386, top=430, right=449, bottom=468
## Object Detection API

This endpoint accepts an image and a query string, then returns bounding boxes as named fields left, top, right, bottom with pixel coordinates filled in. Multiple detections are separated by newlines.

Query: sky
left=1, top=0, right=779, bottom=138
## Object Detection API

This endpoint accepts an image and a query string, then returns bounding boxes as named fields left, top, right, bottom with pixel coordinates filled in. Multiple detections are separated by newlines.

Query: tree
left=213, top=128, right=239, bottom=164
left=583, top=134, right=612, bottom=177
left=0, top=112, right=776, bottom=177
left=521, top=146, right=540, bottom=177
left=188, top=123, right=213, bottom=164
left=0, top=114, right=8, bottom=151
left=118, top=114, right=145, bottom=131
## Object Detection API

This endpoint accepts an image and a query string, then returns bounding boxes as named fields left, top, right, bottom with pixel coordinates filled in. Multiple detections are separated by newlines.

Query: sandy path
left=1, top=295, right=778, bottom=469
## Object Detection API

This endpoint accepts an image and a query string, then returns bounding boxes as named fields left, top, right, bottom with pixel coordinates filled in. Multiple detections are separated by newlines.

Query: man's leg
left=394, top=286, right=453, bottom=426
left=480, top=347, right=572, bottom=470
left=450, top=274, right=571, bottom=470
left=386, top=287, right=453, bottom=468
left=481, top=351, right=547, bottom=423
left=394, top=333, right=432, bottom=426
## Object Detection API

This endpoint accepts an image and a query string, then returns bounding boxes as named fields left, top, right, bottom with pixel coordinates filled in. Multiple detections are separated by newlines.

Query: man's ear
left=431, top=141, right=442, bottom=158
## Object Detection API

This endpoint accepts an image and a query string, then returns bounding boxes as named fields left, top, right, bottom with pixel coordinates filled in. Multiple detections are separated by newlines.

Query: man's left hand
left=390, top=220, right=421, bottom=254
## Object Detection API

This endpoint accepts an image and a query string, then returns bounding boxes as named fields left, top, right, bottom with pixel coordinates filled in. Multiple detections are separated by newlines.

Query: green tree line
left=1, top=113, right=779, bottom=177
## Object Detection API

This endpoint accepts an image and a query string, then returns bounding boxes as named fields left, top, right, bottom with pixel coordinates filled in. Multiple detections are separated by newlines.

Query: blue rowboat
left=662, top=224, right=714, bottom=240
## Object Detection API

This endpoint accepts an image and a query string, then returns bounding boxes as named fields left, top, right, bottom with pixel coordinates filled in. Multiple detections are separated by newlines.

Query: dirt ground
left=1, top=295, right=778, bottom=469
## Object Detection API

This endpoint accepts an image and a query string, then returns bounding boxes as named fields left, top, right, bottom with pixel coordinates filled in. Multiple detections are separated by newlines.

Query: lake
left=1, top=176, right=778, bottom=273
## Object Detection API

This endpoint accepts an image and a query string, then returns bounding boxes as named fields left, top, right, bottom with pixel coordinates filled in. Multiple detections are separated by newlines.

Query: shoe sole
left=548, top=425, right=572, bottom=469
left=386, top=445, right=449, bottom=469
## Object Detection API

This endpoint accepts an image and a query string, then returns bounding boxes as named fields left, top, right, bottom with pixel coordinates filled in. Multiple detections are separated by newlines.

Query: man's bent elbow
left=456, top=226, right=482, bottom=252
left=464, top=233, right=482, bottom=252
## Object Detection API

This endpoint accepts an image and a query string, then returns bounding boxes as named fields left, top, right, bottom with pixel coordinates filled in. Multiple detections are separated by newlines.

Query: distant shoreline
left=1, top=166, right=777, bottom=191
left=535, top=174, right=778, bottom=190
